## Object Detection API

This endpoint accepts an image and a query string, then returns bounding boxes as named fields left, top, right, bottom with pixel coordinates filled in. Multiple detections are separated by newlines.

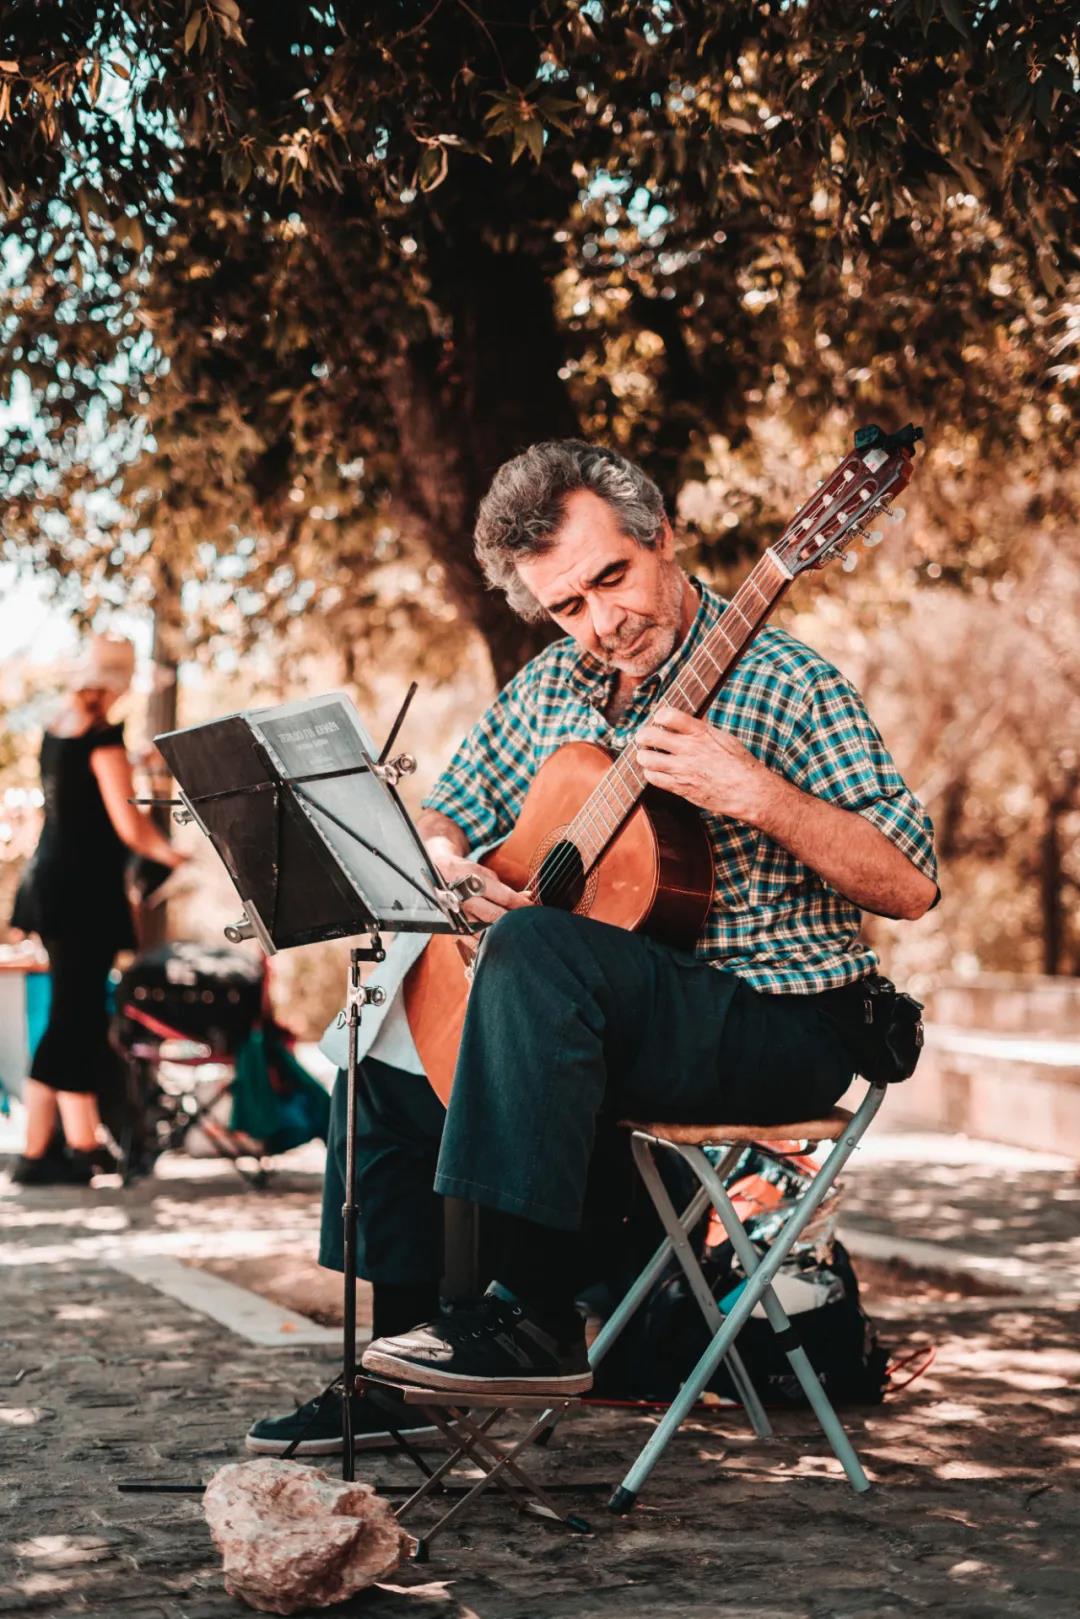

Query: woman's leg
left=21, top=1077, right=60, bottom=1158
left=54, top=1089, right=103, bottom=1153
left=27, top=936, right=114, bottom=1154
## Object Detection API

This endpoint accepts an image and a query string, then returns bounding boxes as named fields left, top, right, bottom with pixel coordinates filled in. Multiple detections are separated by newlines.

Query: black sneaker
left=361, top=1289, right=593, bottom=1397
left=8, top=1153, right=92, bottom=1187
left=245, top=1388, right=443, bottom=1456
left=68, top=1145, right=120, bottom=1178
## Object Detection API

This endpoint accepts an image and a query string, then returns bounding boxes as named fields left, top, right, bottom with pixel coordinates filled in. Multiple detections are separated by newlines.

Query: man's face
left=515, top=489, right=689, bottom=678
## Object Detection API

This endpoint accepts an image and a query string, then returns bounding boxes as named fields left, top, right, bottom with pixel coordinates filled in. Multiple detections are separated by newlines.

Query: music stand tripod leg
left=279, top=939, right=386, bottom=1482
left=277, top=939, right=387, bottom=1476
left=340, top=942, right=387, bottom=1481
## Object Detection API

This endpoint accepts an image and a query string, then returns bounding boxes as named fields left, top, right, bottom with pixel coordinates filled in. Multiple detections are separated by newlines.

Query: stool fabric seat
left=618, top=1107, right=853, bottom=1145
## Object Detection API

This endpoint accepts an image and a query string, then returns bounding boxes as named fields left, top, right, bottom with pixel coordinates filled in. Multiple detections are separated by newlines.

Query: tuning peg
left=841, top=552, right=858, bottom=572
left=883, top=506, right=905, bottom=523
left=863, top=529, right=884, bottom=547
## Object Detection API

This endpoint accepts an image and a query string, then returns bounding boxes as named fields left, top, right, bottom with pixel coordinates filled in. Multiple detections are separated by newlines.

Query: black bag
left=113, top=942, right=264, bottom=1056
left=590, top=1239, right=889, bottom=1409
left=823, top=973, right=925, bottom=1086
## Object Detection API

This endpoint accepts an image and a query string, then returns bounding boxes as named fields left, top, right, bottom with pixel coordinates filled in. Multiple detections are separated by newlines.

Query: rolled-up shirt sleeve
left=421, top=664, right=539, bottom=852
left=781, top=666, right=939, bottom=891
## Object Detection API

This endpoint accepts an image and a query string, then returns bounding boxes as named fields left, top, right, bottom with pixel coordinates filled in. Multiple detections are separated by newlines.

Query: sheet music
left=248, top=693, right=449, bottom=929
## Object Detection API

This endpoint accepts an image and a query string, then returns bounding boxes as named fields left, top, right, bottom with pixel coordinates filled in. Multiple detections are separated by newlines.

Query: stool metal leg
left=537, top=1180, right=720, bottom=1446
left=394, top=1406, right=503, bottom=1518
left=395, top=1401, right=590, bottom=1557
left=684, top=1145, right=871, bottom=1494
left=609, top=1085, right=886, bottom=1511
left=587, top=1182, right=711, bottom=1370
left=630, top=1135, right=773, bottom=1441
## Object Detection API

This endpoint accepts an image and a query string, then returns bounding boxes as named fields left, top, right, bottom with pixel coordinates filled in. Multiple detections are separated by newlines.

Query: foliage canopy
left=0, top=1, right=1076, bottom=680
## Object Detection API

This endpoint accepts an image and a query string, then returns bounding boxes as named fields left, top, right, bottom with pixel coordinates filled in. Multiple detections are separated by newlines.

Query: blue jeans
left=320, top=909, right=856, bottom=1277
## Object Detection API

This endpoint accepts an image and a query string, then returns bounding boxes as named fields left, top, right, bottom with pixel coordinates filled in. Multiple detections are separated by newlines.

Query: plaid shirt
left=423, top=579, right=937, bottom=994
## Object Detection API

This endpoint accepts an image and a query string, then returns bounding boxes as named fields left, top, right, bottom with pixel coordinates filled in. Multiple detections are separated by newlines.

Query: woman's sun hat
left=70, top=635, right=136, bottom=695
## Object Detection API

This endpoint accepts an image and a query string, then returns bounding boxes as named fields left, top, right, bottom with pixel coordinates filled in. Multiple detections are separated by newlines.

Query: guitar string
left=527, top=466, right=892, bottom=907
left=526, top=560, right=782, bottom=906
left=529, top=628, right=734, bottom=900
left=530, top=564, right=775, bottom=902
left=565, top=473, right=893, bottom=868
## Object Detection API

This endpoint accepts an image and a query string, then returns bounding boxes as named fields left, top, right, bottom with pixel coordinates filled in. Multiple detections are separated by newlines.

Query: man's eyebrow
left=547, top=559, right=628, bottom=613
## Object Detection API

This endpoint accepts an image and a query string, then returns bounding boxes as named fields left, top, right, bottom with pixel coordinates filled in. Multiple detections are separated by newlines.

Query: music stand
left=155, top=690, right=477, bottom=1480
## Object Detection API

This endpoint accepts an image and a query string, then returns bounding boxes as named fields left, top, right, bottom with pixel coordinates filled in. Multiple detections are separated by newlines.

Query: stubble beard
left=600, top=565, right=686, bottom=677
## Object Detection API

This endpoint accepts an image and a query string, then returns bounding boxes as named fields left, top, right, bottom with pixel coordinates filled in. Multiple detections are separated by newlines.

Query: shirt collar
left=566, top=576, right=728, bottom=703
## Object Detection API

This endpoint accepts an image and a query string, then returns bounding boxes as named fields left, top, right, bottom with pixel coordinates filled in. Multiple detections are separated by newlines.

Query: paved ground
left=2, top=1120, right=1077, bottom=1619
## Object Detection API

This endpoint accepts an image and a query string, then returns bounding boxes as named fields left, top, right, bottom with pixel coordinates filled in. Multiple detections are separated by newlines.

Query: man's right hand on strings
left=418, top=808, right=531, bottom=925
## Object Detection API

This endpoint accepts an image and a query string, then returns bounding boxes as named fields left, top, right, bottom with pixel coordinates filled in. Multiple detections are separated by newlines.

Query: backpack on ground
left=588, top=1143, right=889, bottom=1408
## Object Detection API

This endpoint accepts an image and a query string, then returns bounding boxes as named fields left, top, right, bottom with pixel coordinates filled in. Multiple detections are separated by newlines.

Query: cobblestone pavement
left=839, top=1128, right=1080, bottom=1289
left=1, top=1131, right=1077, bottom=1619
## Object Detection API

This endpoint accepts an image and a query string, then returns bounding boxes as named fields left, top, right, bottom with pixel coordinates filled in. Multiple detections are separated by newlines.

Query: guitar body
left=404, top=740, right=715, bottom=1105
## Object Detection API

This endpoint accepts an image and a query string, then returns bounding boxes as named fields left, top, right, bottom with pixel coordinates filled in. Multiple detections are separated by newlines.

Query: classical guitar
left=405, top=423, right=923, bottom=1103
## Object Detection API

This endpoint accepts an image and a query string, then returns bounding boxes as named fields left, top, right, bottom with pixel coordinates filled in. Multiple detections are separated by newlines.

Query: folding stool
left=591, top=1080, right=887, bottom=1512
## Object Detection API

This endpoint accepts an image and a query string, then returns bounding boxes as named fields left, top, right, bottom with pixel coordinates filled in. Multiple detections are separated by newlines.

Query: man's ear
left=656, top=517, right=676, bottom=560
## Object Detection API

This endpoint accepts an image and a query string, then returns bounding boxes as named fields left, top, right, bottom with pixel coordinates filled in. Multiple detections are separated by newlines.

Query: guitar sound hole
left=535, top=840, right=586, bottom=911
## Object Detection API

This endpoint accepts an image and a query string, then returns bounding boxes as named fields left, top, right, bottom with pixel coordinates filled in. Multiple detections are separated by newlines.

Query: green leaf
left=940, top=0, right=970, bottom=40
left=523, top=120, right=544, bottom=165
left=1036, top=247, right=1062, bottom=297
left=537, top=95, right=578, bottom=116
left=417, top=144, right=449, bottom=192
left=82, top=184, right=110, bottom=221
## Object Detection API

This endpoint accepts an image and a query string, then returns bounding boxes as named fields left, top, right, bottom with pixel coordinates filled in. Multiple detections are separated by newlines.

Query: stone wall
left=883, top=974, right=1080, bottom=1158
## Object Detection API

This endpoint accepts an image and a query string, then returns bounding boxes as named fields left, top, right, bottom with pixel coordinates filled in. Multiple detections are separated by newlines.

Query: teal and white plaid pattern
left=423, top=580, right=938, bottom=993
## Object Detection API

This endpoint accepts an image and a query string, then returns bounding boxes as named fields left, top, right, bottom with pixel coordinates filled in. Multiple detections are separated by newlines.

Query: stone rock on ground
left=202, top=1457, right=411, bottom=1614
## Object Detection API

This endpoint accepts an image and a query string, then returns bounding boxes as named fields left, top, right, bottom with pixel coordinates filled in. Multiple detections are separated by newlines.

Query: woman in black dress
left=10, top=636, right=184, bottom=1185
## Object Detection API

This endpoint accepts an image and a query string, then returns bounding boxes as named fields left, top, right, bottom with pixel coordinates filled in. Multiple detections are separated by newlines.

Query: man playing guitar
left=247, top=439, right=937, bottom=1452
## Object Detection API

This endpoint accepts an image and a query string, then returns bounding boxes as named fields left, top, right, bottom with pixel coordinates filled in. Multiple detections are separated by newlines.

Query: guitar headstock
left=773, top=423, right=924, bottom=577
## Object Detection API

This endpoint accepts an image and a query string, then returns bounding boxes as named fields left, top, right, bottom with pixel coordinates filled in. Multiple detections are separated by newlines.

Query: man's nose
left=589, top=595, right=626, bottom=641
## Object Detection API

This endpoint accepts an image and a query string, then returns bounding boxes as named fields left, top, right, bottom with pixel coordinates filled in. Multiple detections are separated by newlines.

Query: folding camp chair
left=590, top=1080, right=887, bottom=1512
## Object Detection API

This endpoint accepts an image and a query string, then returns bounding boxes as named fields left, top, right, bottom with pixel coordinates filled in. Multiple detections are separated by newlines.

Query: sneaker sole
left=361, top=1348, right=594, bottom=1397
left=245, top=1423, right=444, bottom=1457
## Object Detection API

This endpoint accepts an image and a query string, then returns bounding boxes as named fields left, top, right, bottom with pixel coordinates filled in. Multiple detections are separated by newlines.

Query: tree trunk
left=1038, top=772, right=1077, bottom=976
left=937, top=778, right=967, bottom=862
left=138, top=570, right=182, bottom=947
left=385, top=246, right=580, bottom=689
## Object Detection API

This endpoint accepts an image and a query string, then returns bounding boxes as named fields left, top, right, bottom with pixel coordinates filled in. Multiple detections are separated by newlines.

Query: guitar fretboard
left=560, top=549, right=792, bottom=872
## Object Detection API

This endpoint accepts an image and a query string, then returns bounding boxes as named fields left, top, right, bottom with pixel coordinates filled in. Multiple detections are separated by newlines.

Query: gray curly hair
left=474, top=440, right=667, bottom=621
